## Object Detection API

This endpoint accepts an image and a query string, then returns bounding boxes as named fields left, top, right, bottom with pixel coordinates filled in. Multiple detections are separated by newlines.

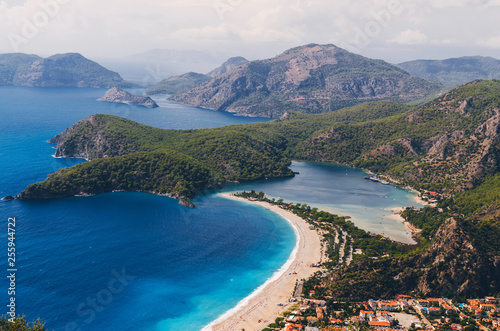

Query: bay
left=0, top=86, right=420, bottom=330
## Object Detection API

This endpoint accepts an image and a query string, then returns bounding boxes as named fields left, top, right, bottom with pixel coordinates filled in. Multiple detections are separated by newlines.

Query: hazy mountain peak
left=207, top=56, right=249, bottom=77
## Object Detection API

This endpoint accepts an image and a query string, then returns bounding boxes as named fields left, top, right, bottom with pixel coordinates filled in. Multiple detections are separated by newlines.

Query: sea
left=0, top=87, right=421, bottom=330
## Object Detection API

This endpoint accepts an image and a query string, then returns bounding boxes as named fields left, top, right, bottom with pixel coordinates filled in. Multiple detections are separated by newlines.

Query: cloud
left=389, top=29, right=429, bottom=45
left=0, top=0, right=499, bottom=62
left=172, top=23, right=239, bottom=41
left=478, top=37, right=500, bottom=48
left=426, top=0, right=493, bottom=8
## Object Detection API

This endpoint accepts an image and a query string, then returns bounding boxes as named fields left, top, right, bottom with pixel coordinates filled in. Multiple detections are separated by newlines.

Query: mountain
left=98, top=87, right=158, bottom=108
left=146, top=57, right=249, bottom=96
left=170, top=44, right=442, bottom=117
left=99, top=49, right=231, bottom=85
left=0, top=53, right=135, bottom=88
left=146, top=72, right=211, bottom=95
left=399, top=56, right=500, bottom=86
left=10, top=80, right=500, bottom=297
left=207, top=56, right=249, bottom=77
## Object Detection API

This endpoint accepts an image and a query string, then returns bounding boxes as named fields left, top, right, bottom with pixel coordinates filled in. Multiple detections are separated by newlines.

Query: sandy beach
left=204, top=193, right=324, bottom=331
left=386, top=207, right=419, bottom=244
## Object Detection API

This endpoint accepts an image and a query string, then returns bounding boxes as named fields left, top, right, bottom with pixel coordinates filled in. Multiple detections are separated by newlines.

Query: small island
left=98, top=87, right=159, bottom=108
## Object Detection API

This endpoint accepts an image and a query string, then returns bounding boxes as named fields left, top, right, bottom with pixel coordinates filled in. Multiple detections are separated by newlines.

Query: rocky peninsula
left=98, top=87, right=159, bottom=108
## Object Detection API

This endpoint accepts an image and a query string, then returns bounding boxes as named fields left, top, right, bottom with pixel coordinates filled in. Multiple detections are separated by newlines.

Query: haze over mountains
left=99, top=49, right=233, bottom=85
left=399, top=56, right=500, bottom=86
left=0, top=53, right=135, bottom=88
left=207, top=56, right=249, bottom=77
left=2, top=45, right=499, bottom=120
left=146, top=57, right=249, bottom=96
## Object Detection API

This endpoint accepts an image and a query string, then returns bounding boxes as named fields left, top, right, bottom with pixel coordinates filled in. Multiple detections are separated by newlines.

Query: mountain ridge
left=0, top=52, right=136, bottom=88
left=399, top=55, right=500, bottom=86
left=170, top=43, right=442, bottom=117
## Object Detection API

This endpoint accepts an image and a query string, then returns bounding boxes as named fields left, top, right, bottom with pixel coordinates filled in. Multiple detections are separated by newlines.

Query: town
left=265, top=295, right=499, bottom=331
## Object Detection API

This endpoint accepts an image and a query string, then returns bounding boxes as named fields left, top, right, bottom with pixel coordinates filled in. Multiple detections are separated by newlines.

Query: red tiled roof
left=369, top=321, right=391, bottom=327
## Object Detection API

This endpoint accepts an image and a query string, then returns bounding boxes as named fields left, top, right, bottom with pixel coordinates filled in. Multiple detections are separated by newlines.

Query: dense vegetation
left=18, top=80, right=500, bottom=208
left=0, top=315, right=49, bottom=330
left=18, top=150, right=218, bottom=206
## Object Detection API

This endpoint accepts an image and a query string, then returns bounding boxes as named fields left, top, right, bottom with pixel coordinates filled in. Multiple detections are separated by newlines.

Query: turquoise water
left=0, top=86, right=420, bottom=330
left=222, top=161, right=423, bottom=244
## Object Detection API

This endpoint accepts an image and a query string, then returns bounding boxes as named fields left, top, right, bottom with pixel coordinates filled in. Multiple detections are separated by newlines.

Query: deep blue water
left=0, top=87, right=421, bottom=330
left=0, top=87, right=293, bottom=331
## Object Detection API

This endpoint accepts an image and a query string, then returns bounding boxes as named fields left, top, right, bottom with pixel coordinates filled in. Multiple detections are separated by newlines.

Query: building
left=376, top=300, right=400, bottom=311
left=368, top=320, right=391, bottom=329
left=360, top=310, right=375, bottom=320
left=285, top=323, right=304, bottom=331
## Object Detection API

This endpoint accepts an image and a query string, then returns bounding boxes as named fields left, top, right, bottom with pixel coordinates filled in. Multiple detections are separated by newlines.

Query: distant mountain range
left=399, top=56, right=500, bottom=86
left=0, top=53, right=135, bottom=88
left=170, top=44, right=442, bottom=117
left=146, top=57, right=250, bottom=95
left=99, top=49, right=233, bottom=85
left=146, top=72, right=211, bottom=96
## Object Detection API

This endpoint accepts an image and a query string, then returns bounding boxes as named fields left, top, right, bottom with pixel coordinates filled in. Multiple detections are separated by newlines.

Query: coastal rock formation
left=0, top=53, right=136, bottom=88
left=207, top=56, right=249, bottom=77
left=170, top=44, right=442, bottom=117
left=98, top=87, right=158, bottom=108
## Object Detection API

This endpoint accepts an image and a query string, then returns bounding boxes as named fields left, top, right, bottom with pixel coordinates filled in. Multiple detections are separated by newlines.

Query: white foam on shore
left=201, top=195, right=300, bottom=331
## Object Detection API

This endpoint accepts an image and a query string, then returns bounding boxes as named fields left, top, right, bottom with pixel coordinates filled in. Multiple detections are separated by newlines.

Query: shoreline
left=386, top=207, right=419, bottom=244
left=204, top=193, right=324, bottom=331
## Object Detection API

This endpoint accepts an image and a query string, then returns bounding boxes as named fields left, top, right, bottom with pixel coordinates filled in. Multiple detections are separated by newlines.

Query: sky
left=1, top=0, right=500, bottom=64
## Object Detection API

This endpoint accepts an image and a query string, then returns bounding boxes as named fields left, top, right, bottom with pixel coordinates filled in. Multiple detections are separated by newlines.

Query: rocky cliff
left=0, top=53, right=136, bottom=88
left=98, top=87, right=158, bottom=108
left=171, top=44, right=442, bottom=117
